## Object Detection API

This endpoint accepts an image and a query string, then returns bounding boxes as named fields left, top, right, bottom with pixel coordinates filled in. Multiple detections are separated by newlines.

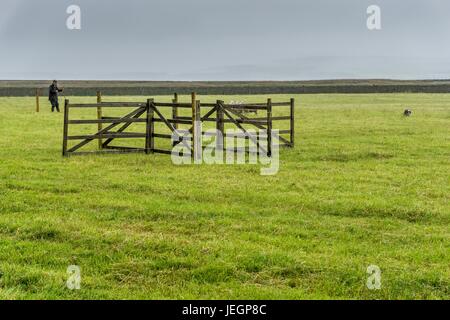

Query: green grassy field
left=0, top=93, right=448, bottom=300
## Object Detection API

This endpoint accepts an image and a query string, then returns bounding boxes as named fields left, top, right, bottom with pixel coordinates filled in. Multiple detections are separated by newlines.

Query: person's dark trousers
left=51, top=99, right=60, bottom=112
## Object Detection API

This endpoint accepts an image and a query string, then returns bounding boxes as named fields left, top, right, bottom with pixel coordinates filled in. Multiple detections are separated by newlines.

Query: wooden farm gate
left=62, top=93, right=295, bottom=158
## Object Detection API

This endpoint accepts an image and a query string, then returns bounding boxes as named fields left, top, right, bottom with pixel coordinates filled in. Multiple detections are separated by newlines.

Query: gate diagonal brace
left=67, top=107, right=146, bottom=153
left=218, top=103, right=268, bottom=156
left=171, top=106, right=217, bottom=148
left=151, top=105, right=193, bottom=151
left=227, top=107, right=291, bottom=146
left=102, top=107, right=148, bottom=148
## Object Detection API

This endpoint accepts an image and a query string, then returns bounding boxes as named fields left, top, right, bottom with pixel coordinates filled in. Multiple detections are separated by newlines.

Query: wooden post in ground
left=216, top=100, right=225, bottom=153
left=194, top=99, right=202, bottom=162
left=191, top=92, right=197, bottom=161
left=62, top=99, right=70, bottom=157
left=35, top=89, right=40, bottom=113
left=172, top=93, right=179, bottom=147
left=96, top=91, right=102, bottom=149
left=267, top=98, right=273, bottom=157
left=146, top=99, right=154, bottom=154
left=290, top=98, right=295, bottom=147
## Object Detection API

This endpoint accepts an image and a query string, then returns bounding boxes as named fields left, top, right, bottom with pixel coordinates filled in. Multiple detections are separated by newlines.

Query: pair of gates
left=62, top=93, right=295, bottom=158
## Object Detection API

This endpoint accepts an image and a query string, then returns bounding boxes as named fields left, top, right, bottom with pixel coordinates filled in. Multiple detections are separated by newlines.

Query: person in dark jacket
left=48, top=80, right=63, bottom=112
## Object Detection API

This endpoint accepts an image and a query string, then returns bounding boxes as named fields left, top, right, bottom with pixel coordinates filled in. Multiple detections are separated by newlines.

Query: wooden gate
left=62, top=100, right=152, bottom=156
left=62, top=93, right=295, bottom=158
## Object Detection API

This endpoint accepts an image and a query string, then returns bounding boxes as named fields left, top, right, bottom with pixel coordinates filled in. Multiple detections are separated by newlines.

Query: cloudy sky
left=1, top=0, right=449, bottom=80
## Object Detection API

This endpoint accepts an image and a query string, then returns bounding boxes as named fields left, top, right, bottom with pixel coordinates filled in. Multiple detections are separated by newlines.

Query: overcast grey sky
left=1, top=0, right=449, bottom=80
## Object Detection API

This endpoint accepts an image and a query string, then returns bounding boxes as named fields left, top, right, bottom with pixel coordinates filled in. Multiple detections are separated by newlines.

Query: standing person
left=48, top=80, right=64, bottom=112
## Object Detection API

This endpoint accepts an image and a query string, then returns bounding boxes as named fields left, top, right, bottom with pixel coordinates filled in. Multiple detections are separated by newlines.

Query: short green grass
left=0, top=93, right=448, bottom=300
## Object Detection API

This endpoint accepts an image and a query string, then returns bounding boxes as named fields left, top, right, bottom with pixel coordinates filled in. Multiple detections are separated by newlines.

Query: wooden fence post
left=267, top=98, right=273, bottom=157
left=172, top=93, right=179, bottom=128
left=216, top=100, right=225, bottom=153
left=172, top=93, right=179, bottom=147
left=194, top=100, right=202, bottom=162
left=62, top=99, right=70, bottom=157
left=35, top=89, right=40, bottom=113
left=290, top=98, right=295, bottom=147
left=146, top=99, right=154, bottom=154
left=191, top=92, right=197, bottom=161
left=97, top=91, right=102, bottom=149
